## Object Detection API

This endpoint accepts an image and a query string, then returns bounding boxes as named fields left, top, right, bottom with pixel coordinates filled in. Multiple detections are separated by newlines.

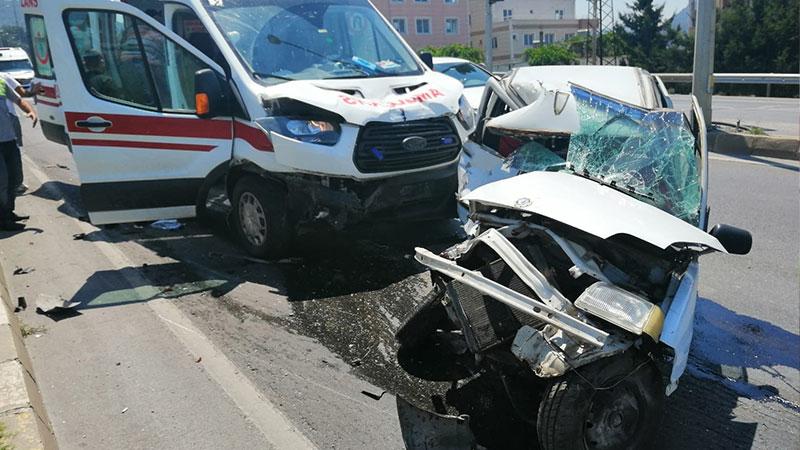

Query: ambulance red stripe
left=71, top=139, right=216, bottom=152
left=65, top=112, right=232, bottom=139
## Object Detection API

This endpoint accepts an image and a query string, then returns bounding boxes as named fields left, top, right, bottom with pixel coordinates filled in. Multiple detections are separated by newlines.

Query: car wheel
left=537, top=352, right=664, bottom=450
left=231, top=176, right=291, bottom=258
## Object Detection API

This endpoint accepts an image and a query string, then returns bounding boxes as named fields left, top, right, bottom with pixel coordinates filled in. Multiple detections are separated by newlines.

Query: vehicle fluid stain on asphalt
left=91, top=215, right=798, bottom=450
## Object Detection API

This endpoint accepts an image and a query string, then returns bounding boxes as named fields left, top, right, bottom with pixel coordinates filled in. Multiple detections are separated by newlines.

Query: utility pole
left=484, top=0, right=493, bottom=70
left=484, top=0, right=503, bottom=71
left=692, top=0, right=716, bottom=123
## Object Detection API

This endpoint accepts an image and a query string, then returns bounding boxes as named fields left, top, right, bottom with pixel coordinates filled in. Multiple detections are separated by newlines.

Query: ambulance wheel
left=231, top=176, right=291, bottom=258
left=536, top=352, right=663, bottom=450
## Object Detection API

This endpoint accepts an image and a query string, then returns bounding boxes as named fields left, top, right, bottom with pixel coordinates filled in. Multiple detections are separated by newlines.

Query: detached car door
left=53, top=2, right=232, bottom=224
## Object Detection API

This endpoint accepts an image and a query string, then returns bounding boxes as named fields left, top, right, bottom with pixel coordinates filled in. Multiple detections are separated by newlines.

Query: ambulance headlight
left=261, top=117, right=341, bottom=146
left=575, top=282, right=665, bottom=341
left=456, top=95, right=476, bottom=131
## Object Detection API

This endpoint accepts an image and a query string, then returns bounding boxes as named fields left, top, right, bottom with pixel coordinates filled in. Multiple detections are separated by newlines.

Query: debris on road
left=150, top=219, right=183, bottom=231
left=121, top=407, right=128, bottom=414
left=72, top=233, right=87, bottom=240
left=361, top=390, right=386, bottom=401
left=35, top=293, right=81, bottom=313
left=15, top=296, right=27, bottom=312
left=12, top=266, right=35, bottom=275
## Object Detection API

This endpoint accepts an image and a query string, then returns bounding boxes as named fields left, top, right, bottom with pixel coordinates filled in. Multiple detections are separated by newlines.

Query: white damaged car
left=396, top=66, right=752, bottom=449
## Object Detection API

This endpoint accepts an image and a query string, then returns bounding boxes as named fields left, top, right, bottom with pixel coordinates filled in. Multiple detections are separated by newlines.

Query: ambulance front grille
left=354, top=118, right=460, bottom=173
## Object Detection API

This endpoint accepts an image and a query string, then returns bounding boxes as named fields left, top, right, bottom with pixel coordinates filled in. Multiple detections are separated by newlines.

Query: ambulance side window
left=66, top=10, right=210, bottom=114
left=172, top=10, right=227, bottom=71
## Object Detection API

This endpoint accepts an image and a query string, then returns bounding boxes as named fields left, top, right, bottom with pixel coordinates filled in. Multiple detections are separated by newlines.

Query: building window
left=565, top=32, right=575, bottom=40
left=502, top=9, right=512, bottom=21
left=415, top=0, right=429, bottom=3
left=544, top=33, right=555, bottom=44
left=444, top=0, right=457, bottom=4
left=555, top=9, right=564, bottom=20
left=523, top=33, right=534, bottom=46
left=392, top=17, right=407, bottom=34
left=416, top=18, right=431, bottom=34
left=444, top=18, right=458, bottom=34
left=491, top=37, right=497, bottom=48
left=391, top=0, right=403, bottom=3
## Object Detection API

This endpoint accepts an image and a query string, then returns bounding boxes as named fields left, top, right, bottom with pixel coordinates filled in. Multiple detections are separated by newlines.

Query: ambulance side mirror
left=195, top=69, right=227, bottom=119
left=419, top=52, right=434, bottom=70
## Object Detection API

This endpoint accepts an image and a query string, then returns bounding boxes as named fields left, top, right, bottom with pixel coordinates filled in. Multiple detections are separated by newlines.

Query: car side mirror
left=709, top=224, right=752, bottom=255
left=419, top=52, right=434, bottom=70
left=195, top=68, right=228, bottom=119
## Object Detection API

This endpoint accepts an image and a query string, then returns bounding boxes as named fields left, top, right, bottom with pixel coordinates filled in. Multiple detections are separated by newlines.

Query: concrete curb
left=709, top=130, right=800, bottom=161
left=0, top=261, right=57, bottom=450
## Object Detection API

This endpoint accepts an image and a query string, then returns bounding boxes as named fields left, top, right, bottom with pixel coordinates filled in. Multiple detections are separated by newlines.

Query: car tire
left=536, top=352, right=664, bottom=450
left=231, top=175, right=291, bottom=258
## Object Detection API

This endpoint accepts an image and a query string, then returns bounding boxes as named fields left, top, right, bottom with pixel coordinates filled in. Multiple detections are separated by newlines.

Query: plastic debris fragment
left=150, top=219, right=183, bottom=230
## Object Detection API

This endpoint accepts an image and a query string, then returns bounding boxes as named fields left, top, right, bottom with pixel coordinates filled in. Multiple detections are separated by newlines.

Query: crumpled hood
left=464, top=171, right=726, bottom=252
left=260, top=72, right=463, bottom=125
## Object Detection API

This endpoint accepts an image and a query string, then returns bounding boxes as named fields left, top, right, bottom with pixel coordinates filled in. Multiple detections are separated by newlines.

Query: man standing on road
left=0, top=76, right=37, bottom=231
left=1, top=73, right=39, bottom=194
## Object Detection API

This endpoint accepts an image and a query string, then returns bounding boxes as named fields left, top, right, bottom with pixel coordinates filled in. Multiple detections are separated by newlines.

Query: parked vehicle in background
left=0, top=47, right=35, bottom=90
left=433, top=56, right=491, bottom=110
left=397, top=65, right=753, bottom=449
left=22, top=0, right=474, bottom=257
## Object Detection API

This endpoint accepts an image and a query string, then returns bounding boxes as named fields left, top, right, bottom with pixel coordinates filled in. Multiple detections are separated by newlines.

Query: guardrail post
left=692, top=0, right=716, bottom=123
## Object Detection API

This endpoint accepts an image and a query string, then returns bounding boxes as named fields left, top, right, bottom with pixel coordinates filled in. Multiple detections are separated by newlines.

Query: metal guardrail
left=656, top=73, right=800, bottom=85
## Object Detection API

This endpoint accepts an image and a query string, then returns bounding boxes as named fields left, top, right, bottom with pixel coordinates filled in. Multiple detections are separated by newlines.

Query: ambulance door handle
left=75, top=119, right=113, bottom=130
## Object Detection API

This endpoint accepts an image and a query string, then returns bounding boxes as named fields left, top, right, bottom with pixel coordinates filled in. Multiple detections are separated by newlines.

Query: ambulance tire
left=231, top=176, right=291, bottom=258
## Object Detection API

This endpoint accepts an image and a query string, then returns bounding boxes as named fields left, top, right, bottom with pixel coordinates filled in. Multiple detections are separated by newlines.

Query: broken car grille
left=354, top=118, right=461, bottom=173
left=447, top=258, right=543, bottom=353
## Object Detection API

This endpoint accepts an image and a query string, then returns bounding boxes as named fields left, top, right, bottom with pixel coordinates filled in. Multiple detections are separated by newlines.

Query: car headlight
left=258, top=117, right=341, bottom=146
left=456, top=95, right=476, bottom=131
left=574, top=282, right=665, bottom=341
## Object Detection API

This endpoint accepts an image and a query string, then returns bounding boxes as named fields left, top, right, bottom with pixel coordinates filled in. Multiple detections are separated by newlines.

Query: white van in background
left=22, top=0, right=474, bottom=257
left=0, top=47, right=35, bottom=90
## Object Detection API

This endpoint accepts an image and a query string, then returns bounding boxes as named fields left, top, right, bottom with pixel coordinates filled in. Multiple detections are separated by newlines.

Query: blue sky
left=575, top=0, right=689, bottom=20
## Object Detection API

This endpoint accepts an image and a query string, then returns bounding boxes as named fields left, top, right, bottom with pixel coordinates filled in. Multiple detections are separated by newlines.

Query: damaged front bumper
left=278, top=162, right=458, bottom=229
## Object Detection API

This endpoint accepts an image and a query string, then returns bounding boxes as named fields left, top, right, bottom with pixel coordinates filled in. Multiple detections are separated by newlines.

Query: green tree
left=615, top=0, right=691, bottom=72
left=420, top=44, right=483, bottom=64
left=715, top=0, right=799, bottom=74
left=524, top=44, right=577, bottom=66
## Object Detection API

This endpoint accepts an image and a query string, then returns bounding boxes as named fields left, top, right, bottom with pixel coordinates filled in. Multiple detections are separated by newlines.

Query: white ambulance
left=0, top=47, right=35, bottom=90
left=22, top=0, right=473, bottom=256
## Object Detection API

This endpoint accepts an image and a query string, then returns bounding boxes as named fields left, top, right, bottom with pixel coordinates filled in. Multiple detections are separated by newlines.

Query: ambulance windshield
left=203, top=0, right=423, bottom=82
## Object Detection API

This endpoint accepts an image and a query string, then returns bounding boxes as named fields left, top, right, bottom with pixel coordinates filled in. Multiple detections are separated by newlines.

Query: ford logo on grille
left=402, top=136, right=427, bottom=152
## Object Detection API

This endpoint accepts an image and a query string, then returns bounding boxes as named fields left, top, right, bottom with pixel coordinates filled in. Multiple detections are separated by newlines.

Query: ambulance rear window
left=25, top=15, right=54, bottom=79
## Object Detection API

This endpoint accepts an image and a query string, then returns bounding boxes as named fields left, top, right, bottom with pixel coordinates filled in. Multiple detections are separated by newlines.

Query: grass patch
left=19, top=322, right=46, bottom=338
left=748, top=126, right=767, bottom=135
left=0, top=421, right=14, bottom=450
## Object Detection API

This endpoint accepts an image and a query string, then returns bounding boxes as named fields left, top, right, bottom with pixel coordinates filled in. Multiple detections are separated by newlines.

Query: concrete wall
left=372, top=0, right=470, bottom=50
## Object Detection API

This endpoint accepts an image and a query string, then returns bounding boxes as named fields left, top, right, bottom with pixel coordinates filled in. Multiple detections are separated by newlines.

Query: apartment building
left=372, top=0, right=470, bottom=50
left=469, top=0, right=580, bottom=70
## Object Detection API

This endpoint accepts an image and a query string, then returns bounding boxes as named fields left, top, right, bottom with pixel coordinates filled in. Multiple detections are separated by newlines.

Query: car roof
left=509, top=65, right=659, bottom=109
left=432, top=57, right=471, bottom=65
left=0, top=47, right=30, bottom=61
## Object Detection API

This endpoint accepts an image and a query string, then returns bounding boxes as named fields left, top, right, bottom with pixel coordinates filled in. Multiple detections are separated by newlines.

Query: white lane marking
left=23, top=155, right=317, bottom=450
left=709, top=154, right=799, bottom=168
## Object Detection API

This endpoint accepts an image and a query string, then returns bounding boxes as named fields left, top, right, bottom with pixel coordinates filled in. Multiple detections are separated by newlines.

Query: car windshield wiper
left=566, top=165, right=655, bottom=201
left=253, top=72, right=296, bottom=82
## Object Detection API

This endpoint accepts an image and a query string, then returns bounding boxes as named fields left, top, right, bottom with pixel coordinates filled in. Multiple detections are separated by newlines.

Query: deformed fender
left=660, top=261, right=699, bottom=395
left=396, top=396, right=478, bottom=450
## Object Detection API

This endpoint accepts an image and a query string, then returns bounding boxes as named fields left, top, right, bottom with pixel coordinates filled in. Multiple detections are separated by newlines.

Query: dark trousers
left=12, top=115, right=23, bottom=186
left=0, top=139, right=21, bottom=220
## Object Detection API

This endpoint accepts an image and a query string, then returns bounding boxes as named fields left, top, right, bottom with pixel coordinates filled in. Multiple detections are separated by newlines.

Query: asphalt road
left=1, top=121, right=798, bottom=449
left=671, top=95, right=800, bottom=137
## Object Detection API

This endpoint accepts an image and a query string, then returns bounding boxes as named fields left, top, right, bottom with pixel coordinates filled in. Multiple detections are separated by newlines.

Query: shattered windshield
left=203, top=0, right=423, bottom=82
left=566, top=85, right=701, bottom=225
